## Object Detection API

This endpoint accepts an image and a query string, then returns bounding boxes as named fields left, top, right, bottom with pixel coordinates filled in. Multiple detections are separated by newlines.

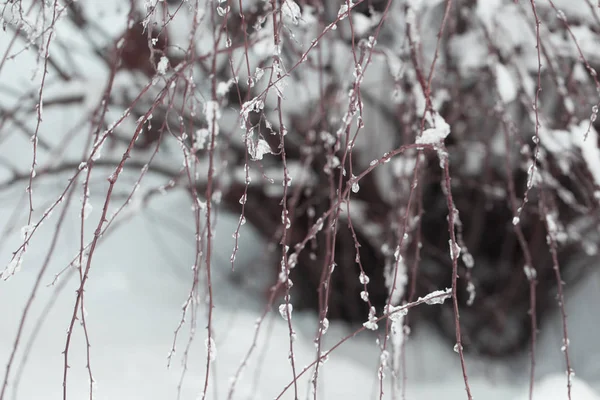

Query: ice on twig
left=418, top=288, right=452, bottom=305
left=282, top=0, right=301, bottom=25
left=279, top=303, right=293, bottom=321
left=416, top=112, right=450, bottom=145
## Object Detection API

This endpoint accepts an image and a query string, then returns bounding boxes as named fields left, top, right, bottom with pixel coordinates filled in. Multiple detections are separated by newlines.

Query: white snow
left=416, top=112, right=451, bottom=145
left=514, top=374, right=600, bottom=400
left=1, top=1, right=600, bottom=400
left=281, top=0, right=301, bottom=26
left=573, top=122, right=600, bottom=187
left=156, top=56, right=169, bottom=75
left=495, top=62, right=518, bottom=103
left=204, top=100, right=222, bottom=137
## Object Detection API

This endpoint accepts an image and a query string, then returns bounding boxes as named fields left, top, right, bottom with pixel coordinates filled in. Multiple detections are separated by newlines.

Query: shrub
left=1, top=1, right=599, bottom=399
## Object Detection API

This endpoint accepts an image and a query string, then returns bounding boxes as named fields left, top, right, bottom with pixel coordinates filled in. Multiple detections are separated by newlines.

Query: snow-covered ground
left=1, top=190, right=599, bottom=399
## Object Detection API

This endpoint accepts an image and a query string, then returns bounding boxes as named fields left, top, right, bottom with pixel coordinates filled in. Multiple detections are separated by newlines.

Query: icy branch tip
left=418, top=288, right=452, bottom=305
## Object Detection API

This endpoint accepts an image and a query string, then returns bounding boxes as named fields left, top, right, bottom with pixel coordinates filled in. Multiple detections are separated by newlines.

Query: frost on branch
left=418, top=288, right=452, bottom=306
left=205, top=337, right=217, bottom=362
left=2, top=258, right=23, bottom=280
left=416, top=112, right=450, bottom=146
left=363, top=306, right=378, bottom=331
left=247, top=138, right=273, bottom=161
left=204, top=100, right=221, bottom=137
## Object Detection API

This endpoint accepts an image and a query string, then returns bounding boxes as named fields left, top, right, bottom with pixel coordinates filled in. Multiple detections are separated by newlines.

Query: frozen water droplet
left=279, top=303, right=293, bottom=321
left=359, top=272, right=370, bottom=284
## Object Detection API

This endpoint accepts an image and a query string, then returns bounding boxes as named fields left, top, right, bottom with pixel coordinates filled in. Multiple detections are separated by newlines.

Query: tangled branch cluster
left=1, top=0, right=600, bottom=399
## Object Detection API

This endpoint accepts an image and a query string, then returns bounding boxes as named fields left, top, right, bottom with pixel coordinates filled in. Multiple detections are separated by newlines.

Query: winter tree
left=1, top=0, right=600, bottom=399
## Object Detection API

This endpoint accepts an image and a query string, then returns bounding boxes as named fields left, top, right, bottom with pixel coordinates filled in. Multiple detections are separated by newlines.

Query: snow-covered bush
left=1, top=0, right=600, bottom=399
